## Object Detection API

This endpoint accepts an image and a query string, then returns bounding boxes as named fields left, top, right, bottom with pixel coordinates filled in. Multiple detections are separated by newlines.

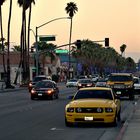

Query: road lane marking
left=50, top=127, right=64, bottom=131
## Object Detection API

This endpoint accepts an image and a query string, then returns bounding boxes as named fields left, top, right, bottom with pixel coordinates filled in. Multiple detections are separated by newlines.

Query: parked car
left=133, top=76, right=140, bottom=94
left=77, top=79, right=95, bottom=89
left=65, top=87, right=121, bottom=126
left=28, top=75, right=47, bottom=92
left=66, top=79, right=78, bottom=87
left=30, top=80, right=59, bottom=100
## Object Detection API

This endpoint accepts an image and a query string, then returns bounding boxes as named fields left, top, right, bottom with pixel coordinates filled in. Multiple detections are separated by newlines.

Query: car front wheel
left=65, top=117, right=73, bottom=127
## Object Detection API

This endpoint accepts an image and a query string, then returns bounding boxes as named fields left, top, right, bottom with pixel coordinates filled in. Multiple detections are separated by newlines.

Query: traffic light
left=105, top=38, right=109, bottom=47
left=75, top=40, right=81, bottom=49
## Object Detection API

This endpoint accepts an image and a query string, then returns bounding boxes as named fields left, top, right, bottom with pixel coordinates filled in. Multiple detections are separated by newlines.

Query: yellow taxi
left=65, top=87, right=121, bottom=126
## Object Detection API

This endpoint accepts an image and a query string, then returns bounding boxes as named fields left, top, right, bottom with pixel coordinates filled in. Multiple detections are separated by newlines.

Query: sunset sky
left=2, top=0, right=140, bottom=62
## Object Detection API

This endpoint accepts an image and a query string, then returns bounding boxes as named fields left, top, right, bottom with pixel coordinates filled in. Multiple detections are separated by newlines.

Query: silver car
left=66, top=79, right=78, bottom=87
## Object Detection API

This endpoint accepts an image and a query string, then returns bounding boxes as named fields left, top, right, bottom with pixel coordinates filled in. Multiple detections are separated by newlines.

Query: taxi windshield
left=74, top=90, right=113, bottom=100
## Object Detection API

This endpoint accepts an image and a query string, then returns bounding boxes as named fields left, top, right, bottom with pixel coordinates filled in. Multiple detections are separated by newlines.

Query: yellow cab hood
left=68, top=99, right=115, bottom=108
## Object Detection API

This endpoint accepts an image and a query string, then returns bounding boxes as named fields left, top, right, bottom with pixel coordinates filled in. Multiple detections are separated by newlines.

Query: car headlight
left=76, top=107, right=82, bottom=113
left=105, top=108, right=113, bottom=113
left=67, top=107, right=74, bottom=112
left=29, top=83, right=33, bottom=87
left=96, top=107, right=103, bottom=113
left=31, top=89, right=36, bottom=94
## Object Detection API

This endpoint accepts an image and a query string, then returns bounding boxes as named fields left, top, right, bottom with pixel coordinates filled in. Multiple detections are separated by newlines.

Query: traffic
left=0, top=75, right=138, bottom=140
left=28, top=73, right=138, bottom=128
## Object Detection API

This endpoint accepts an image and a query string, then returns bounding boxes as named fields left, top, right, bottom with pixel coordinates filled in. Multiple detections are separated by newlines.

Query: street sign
left=55, top=49, right=69, bottom=54
left=39, top=35, right=55, bottom=42
left=32, top=67, right=36, bottom=72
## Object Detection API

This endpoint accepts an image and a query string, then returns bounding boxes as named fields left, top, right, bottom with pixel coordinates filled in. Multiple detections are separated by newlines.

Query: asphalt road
left=0, top=86, right=138, bottom=140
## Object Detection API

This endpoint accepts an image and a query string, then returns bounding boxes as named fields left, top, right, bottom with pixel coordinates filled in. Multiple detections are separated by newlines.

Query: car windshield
left=79, top=79, right=92, bottom=83
left=35, top=81, right=53, bottom=88
left=74, top=90, right=113, bottom=100
left=33, top=76, right=46, bottom=82
left=134, top=78, right=139, bottom=84
left=108, top=75, right=132, bottom=82
left=69, top=79, right=77, bottom=82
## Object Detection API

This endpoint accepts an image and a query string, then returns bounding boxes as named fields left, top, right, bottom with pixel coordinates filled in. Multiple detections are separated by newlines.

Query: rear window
left=33, top=76, right=46, bottom=82
left=74, top=90, right=113, bottom=100
left=69, top=79, right=77, bottom=82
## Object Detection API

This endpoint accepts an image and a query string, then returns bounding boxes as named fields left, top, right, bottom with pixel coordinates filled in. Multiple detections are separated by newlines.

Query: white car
left=95, top=79, right=107, bottom=87
left=91, top=74, right=99, bottom=82
left=133, top=77, right=140, bottom=94
left=66, top=79, right=78, bottom=87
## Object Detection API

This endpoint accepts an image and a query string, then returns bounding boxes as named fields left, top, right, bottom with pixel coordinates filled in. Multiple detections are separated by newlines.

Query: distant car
left=30, top=80, right=59, bottom=100
left=95, top=79, right=107, bottom=87
left=77, top=79, right=95, bottom=89
left=65, top=87, right=121, bottom=127
left=66, top=79, right=78, bottom=87
left=133, top=77, right=140, bottom=94
left=91, top=74, right=99, bottom=82
left=106, top=73, right=135, bottom=100
left=28, top=75, right=47, bottom=92
left=78, top=75, right=88, bottom=79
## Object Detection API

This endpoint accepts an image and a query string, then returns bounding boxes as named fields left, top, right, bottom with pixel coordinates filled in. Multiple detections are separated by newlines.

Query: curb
left=0, top=87, right=26, bottom=93
left=115, top=101, right=138, bottom=140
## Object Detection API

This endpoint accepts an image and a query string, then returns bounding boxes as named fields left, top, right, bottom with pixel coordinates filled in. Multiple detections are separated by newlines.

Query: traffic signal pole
left=35, top=17, right=70, bottom=76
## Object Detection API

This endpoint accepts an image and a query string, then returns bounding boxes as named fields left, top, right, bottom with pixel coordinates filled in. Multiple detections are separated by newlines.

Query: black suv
left=106, top=73, right=134, bottom=100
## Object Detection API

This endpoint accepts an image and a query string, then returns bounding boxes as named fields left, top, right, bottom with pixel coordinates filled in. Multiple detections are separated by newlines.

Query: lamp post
left=35, top=17, right=70, bottom=76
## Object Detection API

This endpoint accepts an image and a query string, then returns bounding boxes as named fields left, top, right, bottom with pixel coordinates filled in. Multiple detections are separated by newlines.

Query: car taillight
left=87, top=83, right=92, bottom=86
left=78, top=83, right=82, bottom=86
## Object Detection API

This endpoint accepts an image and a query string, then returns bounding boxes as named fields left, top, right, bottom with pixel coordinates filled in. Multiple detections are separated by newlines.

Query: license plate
left=116, top=91, right=121, bottom=94
left=84, top=117, right=93, bottom=121
left=38, top=94, right=42, bottom=96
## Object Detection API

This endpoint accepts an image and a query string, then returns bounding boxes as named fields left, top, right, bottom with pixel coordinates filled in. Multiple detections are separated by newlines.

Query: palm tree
left=6, top=0, right=13, bottom=88
left=125, top=57, right=136, bottom=72
left=27, top=0, right=35, bottom=81
left=17, top=0, right=35, bottom=83
left=38, top=42, right=57, bottom=74
left=120, top=44, right=127, bottom=57
left=65, top=2, right=78, bottom=78
left=0, top=0, right=6, bottom=79
left=11, top=45, right=21, bottom=52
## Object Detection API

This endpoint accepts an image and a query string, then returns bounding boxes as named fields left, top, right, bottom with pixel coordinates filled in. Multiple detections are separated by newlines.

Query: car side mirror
left=68, top=95, right=74, bottom=100
left=115, top=94, right=120, bottom=100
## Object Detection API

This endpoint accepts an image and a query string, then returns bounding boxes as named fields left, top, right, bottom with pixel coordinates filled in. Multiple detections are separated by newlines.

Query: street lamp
left=35, top=17, right=70, bottom=76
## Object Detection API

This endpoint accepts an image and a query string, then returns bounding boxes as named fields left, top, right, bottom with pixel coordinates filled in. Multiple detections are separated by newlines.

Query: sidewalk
left=0, top=85, right=26, bottom=93
left=117, top=97, right=140, bottom=140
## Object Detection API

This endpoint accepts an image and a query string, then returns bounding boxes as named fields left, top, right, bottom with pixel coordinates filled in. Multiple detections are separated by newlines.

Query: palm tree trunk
left=13, top=20, right=24, bottom=85
left=6, top=0, right=12, bottom=88
left=68, top=17, right=72, bottom=79
left=27, top=4, right=32, bottom=81
left=0, top=7, right=6, bottom=75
